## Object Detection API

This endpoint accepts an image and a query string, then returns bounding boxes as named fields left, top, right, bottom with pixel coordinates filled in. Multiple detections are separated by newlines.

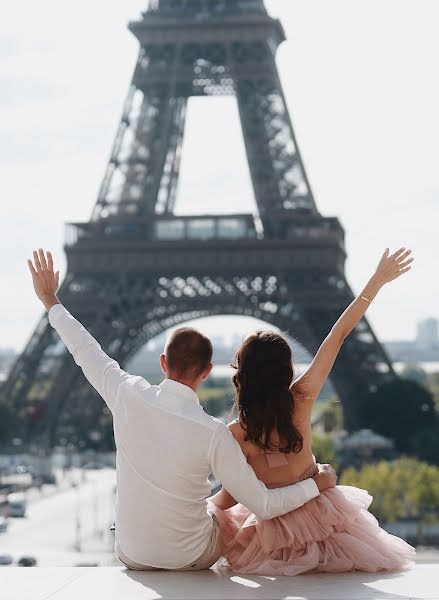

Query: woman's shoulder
left=227, top=419, right=254, bottom=459
left=227, top=419, right=247, bottom=442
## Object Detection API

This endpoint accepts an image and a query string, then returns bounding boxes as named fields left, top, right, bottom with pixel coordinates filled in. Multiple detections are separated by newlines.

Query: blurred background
left=0, top=0, right=438, bottom=568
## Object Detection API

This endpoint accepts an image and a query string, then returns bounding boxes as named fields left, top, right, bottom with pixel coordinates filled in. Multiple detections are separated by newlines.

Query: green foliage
left=199, top=380, right=234, bottom=418
left=401, top=364, right=429, bottom=386
left=407, top=461, right=439, bottom=519
left=316, top=398, right=343, bottom=433
left=311, top=433, right=337, bottom=468
left=427, top=372, right=439, bottom=410
left=342, top=461, right=398, bottom=522
left=410, top=427, right=439, bottom=466
left=341, top=458, right=439, bottom=524
left=0, top=394, right=13, bottom=445
left=359, top=379, right=438, bottom=452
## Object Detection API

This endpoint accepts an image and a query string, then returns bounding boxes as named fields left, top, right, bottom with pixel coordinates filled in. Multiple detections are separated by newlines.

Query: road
left=0, top=469, right=116, bottom=566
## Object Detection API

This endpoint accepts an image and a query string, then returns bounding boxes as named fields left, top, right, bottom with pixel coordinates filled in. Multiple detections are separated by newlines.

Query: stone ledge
left=2, top=564, right=437, bottom=600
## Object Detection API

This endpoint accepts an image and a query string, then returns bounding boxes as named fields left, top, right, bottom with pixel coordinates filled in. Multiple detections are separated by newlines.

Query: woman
left=210, top=247, right=416, bottom=575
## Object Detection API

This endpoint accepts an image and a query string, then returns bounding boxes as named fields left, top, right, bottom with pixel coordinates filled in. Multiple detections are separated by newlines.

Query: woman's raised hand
left=374, top=247, right=414, bottom=285
left=28, top=249, right=60, bottom=307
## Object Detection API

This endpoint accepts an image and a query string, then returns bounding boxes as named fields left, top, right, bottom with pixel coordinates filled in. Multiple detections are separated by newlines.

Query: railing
left=65, top=214, right=345, bottom=248
left=65, top=214, right=258, bottom=246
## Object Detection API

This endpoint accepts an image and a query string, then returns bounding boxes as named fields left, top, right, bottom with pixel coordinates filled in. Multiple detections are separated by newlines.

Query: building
left=416, top=318, right=439, bottom=349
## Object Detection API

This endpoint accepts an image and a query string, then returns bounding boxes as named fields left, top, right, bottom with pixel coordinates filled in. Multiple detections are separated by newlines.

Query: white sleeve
left=209, top=424, right=319, bottom=520
left=48, top=304, right=142, bottom=412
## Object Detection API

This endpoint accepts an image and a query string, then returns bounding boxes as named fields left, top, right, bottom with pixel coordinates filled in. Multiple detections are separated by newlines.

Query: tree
left=407, top=461, right=439, bottom=517
left=341, top=458, right=439, bottom=525
left=406, top=460, right=439, bottom=541
left=341, top=461, right=400, bottom=522
left=199, top=382, right=234, bottom=418
left=427, top=372, right=439, bottom=410
left=0, top=393, right=13, bottom=445
left=312, top=433, right=337, bottom=468
left=318, top=398, right=343, bottom=433
left=359, top=379, right=438, bottom=452
left=410, top=427, right=439, bottom=466
left=401, top=364, right=429, bottom=386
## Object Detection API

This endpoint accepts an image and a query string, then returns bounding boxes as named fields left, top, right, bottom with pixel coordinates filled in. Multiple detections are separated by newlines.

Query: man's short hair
left=165, top=327, right=213, bottom=377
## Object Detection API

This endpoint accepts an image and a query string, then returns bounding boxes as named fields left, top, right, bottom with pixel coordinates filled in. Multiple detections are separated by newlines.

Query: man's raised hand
left=27, top=249, right=60, bottom=311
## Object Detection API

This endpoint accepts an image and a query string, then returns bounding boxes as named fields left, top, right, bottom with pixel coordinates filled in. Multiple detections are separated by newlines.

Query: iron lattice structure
left=5, top=0, right=395, bottom=448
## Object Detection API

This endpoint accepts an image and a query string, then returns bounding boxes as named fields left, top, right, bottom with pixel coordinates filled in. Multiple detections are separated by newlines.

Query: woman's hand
left=374, top=247, right=414, bottom=286
left=28, top=249, right=60, bottom=311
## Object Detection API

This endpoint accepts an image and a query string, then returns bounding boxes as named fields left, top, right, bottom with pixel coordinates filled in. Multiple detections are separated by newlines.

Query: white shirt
left=48, top=304, right=319, bottom=569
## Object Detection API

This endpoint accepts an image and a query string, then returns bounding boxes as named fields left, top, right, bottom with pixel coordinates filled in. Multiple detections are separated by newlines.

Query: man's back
left=114, top=377, right=220, bottom=567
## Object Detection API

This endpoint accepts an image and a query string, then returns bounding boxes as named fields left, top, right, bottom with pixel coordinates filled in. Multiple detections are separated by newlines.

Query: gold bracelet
left=360, top=294, right=372, bottom=303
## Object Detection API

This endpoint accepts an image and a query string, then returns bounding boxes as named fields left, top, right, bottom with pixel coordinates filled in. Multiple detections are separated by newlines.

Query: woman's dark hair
left=232, top=330, right=303, bottom=454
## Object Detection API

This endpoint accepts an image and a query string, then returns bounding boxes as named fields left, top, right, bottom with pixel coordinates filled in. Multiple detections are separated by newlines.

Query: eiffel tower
left=5, top=0, right=395, bottom=449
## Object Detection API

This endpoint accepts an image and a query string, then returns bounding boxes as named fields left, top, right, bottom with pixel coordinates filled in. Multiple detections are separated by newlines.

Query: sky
left=0, top=0, right=438, bottom=353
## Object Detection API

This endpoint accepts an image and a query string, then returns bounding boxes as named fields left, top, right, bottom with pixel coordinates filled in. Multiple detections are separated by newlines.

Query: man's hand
left=28, top=249, right=60, bottom=312
left=313, top=463, right=337, bottom=492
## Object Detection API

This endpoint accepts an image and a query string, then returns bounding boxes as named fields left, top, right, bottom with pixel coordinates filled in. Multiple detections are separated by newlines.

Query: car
left=0, top=517, right=8, bottom=533
left=40, top=473, right=56, bottom=485
left=7, top=493, right=27, bottom=518
left=18, top=556, right=37, bottom=567
left=82, top=462, right=103, bottom=470
left=0, top=554, right=13, bottom=566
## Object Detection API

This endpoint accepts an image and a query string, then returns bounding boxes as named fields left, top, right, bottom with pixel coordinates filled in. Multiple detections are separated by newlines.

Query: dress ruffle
left=209, top=484, right=416, bottom=576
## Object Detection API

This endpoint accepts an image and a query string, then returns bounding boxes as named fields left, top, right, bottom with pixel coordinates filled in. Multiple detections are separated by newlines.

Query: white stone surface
left=1, top=564, right=438, bottom=600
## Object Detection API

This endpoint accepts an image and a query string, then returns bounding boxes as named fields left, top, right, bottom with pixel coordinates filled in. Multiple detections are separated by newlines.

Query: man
left=28, top=249, right=336, bottom=571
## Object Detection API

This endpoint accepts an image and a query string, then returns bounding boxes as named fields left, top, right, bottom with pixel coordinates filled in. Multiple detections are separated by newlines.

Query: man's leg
left=114, top=516, right=221, bottom=572
left=115, top=537, right=162, bottom=571
left=174, top=514, right=222, bottom=571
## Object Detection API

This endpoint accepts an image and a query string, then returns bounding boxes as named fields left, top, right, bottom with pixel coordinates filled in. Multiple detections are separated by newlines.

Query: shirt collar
left=158, top=378, right=200, bottom=405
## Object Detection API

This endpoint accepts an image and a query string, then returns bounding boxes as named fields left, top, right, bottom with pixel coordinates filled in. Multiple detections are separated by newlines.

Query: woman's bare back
left=229, top=391, right=315, bottom=489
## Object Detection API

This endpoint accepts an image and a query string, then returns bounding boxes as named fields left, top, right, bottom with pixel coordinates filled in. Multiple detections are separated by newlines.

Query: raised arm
left=28, top=249, right=136, bottom=412
left=291, top=247, right=413, bottom=403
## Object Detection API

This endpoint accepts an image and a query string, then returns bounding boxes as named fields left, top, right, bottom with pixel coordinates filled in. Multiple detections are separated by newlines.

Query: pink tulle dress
left=210, top=458, right=416, bottom=576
